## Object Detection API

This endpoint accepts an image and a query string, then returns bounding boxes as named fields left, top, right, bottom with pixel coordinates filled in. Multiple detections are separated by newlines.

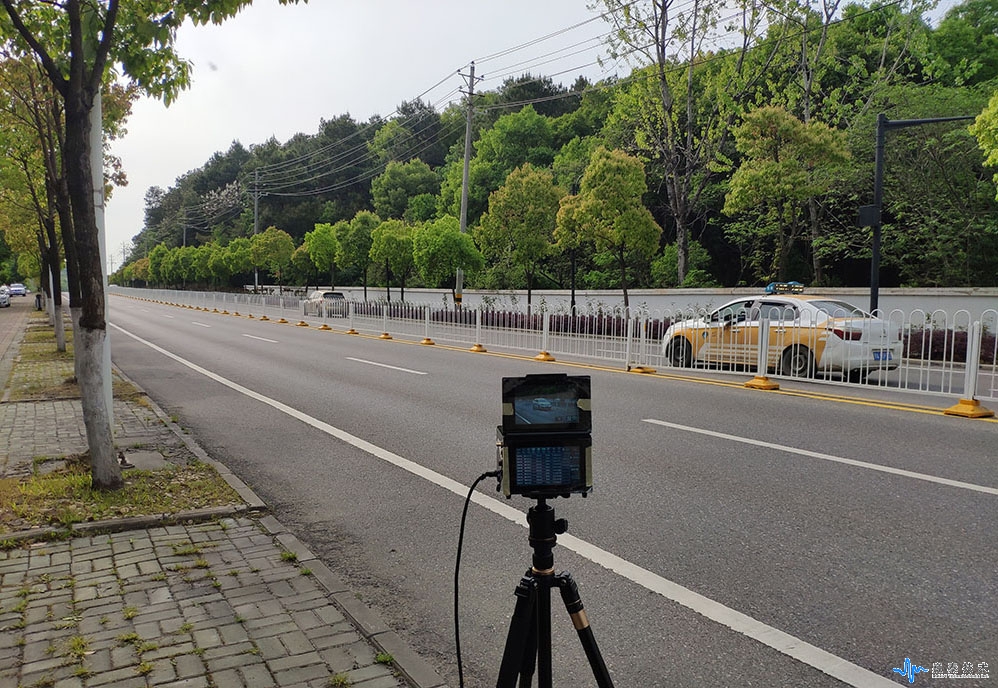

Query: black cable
left=455, top=470, right=500, bottom=688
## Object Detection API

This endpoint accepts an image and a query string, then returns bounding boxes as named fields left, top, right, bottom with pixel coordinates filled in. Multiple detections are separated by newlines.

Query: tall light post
left=858, top=113, right=975, bottom=313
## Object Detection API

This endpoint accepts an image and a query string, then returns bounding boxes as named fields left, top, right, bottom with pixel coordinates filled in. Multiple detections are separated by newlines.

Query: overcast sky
left=104, top=0, right=616, bottom=268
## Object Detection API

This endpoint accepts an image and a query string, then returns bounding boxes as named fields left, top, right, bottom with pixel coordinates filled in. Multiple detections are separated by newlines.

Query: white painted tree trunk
left=54, top=302, right=66, bottom=352
left=76, top=325, right=120, bottom=489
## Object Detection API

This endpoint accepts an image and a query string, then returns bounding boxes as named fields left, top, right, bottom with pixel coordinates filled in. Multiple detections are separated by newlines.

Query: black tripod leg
left=557, top=573, right=615, bottom=688
left=496, top=575, right=537, bottom=688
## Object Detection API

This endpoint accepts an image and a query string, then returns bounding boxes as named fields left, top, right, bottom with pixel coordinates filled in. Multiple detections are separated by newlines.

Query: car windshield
left=809, top=300, right=869, bottom=318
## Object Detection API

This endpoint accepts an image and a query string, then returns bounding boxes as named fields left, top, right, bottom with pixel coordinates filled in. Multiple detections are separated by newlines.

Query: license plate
left=873, top=350, right=892, bottom=361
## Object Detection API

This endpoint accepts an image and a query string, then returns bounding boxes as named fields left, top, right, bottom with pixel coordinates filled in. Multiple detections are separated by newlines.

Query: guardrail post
left=470, top=308, right=486, bottom=352
left=379, top=303, right=393, bottom=339
left=745, top=317, right=779, bottom=390
left=630, top=316, right=657, bottom=374
left=346, top=301, right=358, bottom=334
left=535, top=311, right=555, bottom=361
left=421, top=306, right=435, bottom=345
left=945, top=320, right=995, bottom=418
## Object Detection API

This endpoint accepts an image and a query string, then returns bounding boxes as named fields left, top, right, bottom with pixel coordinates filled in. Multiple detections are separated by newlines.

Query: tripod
left=496, top=499, right=614, bottom=688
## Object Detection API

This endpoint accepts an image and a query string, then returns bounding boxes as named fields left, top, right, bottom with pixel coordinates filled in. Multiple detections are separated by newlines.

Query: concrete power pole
left=455, top=61, right=481, bottom=309
left=253, top=168, right=260, bottom=292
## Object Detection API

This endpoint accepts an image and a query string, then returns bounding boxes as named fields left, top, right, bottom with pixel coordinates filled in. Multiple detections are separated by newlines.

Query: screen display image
left=513, top=445, right=582, bottom=489
left=512, top=390, right=580, bottom=426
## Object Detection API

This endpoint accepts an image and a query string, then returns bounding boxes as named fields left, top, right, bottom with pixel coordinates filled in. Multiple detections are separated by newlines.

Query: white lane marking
left=161, top=314, right=174, bottom=319
left=643, top=419, right=998, bottom=496
left=346, top=357, right=427, bottom=375
left=242, top=334, right=277, bottom=343
left=110, top=322, right=897, bottom=688
left=191, top=322, right=211, bottom=328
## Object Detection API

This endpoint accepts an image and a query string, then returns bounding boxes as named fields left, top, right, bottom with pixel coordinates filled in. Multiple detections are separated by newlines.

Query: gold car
left=662, top=285, right=902, bottom=382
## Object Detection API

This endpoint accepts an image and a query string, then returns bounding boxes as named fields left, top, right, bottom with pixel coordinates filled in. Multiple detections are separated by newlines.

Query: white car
left=303, top=290, right=347, bottom=317
left=662, top=284, right=902, bottom=382
left=8, top=283, right=26, bottom=296
left=0, top=288, right=9, bottom=308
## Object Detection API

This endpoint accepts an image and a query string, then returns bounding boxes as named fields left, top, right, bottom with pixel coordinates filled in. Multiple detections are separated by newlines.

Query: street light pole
left=859, top=113, right=976, bottom=313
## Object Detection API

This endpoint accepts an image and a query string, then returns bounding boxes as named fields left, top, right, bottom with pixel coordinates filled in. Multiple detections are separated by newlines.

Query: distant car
left=303, top=290, right=347, bottom=317
left=9, top=283, right=26, bottom=296
left=532, top=398, right=552, bottom=411
left=0, top=289, right=9, bottom=308
left=662, top=282, right=902, bottom=382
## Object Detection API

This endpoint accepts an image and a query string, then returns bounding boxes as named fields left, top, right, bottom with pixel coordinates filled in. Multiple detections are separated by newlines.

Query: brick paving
left=0, top=296, right=447, bottom=688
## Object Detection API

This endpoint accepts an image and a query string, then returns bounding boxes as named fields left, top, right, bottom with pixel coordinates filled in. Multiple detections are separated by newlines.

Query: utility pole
left=455, top=61, right=481, bottom=309
left=253, top=168, right=260, bottom=292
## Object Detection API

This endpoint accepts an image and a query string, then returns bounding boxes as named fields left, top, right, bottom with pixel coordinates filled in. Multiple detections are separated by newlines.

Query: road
left=108, top=295, right=997, bottom=687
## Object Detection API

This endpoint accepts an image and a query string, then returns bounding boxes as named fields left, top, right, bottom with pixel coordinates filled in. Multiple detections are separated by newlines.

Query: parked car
left=0, top=288, right=10, bottom=308
left=303, top=290, right=348, bottom=317
left=532, top=398, right=552, bottom=411
left=662, top=282, right=902, bottom=382
left=9, top=283, right=27, bottom=296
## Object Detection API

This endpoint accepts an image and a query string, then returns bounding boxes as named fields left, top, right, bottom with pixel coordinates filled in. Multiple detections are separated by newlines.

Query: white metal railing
left=111, top=288, right=998, bottom=405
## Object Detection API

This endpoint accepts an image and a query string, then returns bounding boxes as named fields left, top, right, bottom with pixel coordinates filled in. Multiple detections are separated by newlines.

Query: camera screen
left=502, top=374, right=590, bottom=434
left=512, top=391, right=580, bottom=426
left=513, top=445, right=582, bottom=489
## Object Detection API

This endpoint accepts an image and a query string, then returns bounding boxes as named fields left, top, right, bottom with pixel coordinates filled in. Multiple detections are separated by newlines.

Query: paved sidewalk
left=0, top=297, right=447, bottom=688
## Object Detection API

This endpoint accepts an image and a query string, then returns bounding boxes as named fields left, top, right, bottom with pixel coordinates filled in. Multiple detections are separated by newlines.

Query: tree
left=337, top=210, right=379, bottom=300
left=251, top=226, right=294, bottom=288
left=222, top=237, right=253, bottom=283
left=972, top=89, right=998, bottom=197
left=438, top=105, right=556, bottom=224
left=304, top=221, right=342, bottom=288
left=600, top=0, right=769, bottom=285
left=412, top=215, right=484, bottom=294
left=0, top=0, right=304, bottom=490
left=475, top=163, right=564, bottom=314
left=722, top=106, right=850, bottom=283
left=369, top=219, right=415, bottom=301
left=572, top=148, right=662, bottom=308
left=370, top=159, right=439, bottom=220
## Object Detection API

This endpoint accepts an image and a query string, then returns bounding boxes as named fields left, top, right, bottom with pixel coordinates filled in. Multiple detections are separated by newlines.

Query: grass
left=0, top=458, right=242, bottom=534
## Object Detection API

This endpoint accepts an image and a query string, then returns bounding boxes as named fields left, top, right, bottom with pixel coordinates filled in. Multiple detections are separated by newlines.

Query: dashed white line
left=109, top=322, right=900, bottom=688
left=642, top=418, right=997, bottom=496
left=242, top=334, right=277, bottom=343
left=346, top=357, right=427, bottom=375
left=191, top=322, right=211, bottom=328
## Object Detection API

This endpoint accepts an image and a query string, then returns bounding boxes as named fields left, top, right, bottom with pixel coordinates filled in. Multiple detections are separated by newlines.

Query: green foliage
left=475, top=164, right=564, bottom=300
left=651, top=242, right=717, bottom=287
left=571, top=148, right=662, bottom=306
left=304, top=222, right=341, bottom=286
left=371, top=160, right=439, bottom=220
left=251, top=226, right=295, bottom=284
left=369, top=219, right=415, bottom=295
left=412, top=216, right=483, bottom=288
left=723, top=106, right=850, bottom=283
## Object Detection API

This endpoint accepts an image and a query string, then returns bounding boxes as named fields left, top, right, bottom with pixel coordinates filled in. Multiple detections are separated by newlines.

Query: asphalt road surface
left=108, top=295, right=997, bottom=687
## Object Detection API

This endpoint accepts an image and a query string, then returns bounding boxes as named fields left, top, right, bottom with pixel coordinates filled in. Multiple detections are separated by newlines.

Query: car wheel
left=780, top=345, right=815, bottom=378
left=667, top=338, right=693, bottom=368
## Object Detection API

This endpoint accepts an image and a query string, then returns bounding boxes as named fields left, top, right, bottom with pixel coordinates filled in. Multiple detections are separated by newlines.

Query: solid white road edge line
left=110, top=322, right=897, bottom=688
left=345, top=357, right=427, bottom=375
left=643, top=418, right=997, bottom=496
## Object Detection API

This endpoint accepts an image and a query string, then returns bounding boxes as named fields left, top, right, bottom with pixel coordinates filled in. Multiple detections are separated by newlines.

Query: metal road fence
left=113, top=288, right=998, bottom=405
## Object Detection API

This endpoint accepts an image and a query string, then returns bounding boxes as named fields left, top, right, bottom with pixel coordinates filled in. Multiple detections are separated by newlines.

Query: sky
left=104, top=0, right=618, bottom=270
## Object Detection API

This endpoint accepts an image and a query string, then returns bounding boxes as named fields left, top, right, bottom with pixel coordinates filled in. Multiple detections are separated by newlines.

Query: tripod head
left=527, top=499, right=568, bottom=574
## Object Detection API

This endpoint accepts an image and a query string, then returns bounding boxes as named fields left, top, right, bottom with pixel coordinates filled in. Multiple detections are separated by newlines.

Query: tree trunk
left=64, top=83, right=121, bottom=491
